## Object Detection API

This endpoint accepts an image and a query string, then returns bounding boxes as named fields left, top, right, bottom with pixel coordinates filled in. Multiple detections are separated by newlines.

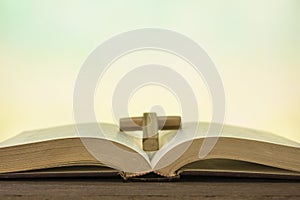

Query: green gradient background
left=0, top=0, right=299, bottom=142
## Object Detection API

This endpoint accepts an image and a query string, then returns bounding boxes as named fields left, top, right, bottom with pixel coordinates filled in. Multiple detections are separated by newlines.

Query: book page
left=0, top=123, right=150, bottom=163
left=151, top=122, right=300, bottom=168
left=179, top=158, right=300, bottom=174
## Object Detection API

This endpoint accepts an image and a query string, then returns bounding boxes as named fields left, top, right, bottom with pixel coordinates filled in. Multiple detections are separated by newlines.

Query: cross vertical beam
left=142, top=113, right=159, bottom=151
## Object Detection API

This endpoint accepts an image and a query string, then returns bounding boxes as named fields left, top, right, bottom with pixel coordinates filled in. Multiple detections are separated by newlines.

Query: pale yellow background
left=1, top=0, right=299, bottom=142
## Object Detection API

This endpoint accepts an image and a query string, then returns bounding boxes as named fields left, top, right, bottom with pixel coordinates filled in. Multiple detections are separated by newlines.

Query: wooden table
left=0, top=177, right=299, bottom=199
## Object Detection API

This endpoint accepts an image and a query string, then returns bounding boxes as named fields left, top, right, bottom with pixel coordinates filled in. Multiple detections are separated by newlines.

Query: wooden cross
left=119, top=112, right=181, bottom=151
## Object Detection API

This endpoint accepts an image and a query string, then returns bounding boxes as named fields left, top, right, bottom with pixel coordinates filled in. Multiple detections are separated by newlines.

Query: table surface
left=0, top=177, right=299, bottom=200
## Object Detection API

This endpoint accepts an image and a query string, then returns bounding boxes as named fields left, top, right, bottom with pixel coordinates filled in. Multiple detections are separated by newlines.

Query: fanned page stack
left=0, top=122, right=300, bottom=180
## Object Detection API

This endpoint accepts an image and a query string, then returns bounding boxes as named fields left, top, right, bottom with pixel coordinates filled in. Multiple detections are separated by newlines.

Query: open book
left=0, top=114, right=300, bottom=180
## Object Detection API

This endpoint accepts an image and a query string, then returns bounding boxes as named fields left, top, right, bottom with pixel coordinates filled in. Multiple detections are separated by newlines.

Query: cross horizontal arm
left=120, top=116, right=181, bottom=132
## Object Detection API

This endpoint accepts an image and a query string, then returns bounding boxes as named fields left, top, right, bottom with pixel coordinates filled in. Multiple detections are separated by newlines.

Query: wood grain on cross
left=119, top=113, right=181, bottom=151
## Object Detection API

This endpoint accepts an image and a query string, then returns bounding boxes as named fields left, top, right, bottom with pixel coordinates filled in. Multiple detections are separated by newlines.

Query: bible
left=0, top=112, right=299, bottom=180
